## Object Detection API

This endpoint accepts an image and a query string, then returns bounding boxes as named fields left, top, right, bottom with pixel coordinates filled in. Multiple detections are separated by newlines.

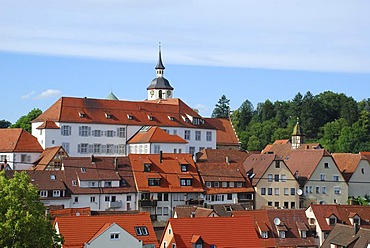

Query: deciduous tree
left=11, top=108, right=42, bottom=133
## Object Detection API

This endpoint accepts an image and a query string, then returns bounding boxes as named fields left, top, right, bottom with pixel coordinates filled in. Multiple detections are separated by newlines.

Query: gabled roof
left=36, top=120, right=59, bottom=129
left=196, top=162, right=253, bottom=194
left=261, top=141, right=322, bottom=158
left=129, top=153, right=203, bottom=193
left=128, top=126, right=187, bottom=144
left=284, top=149, right=331, bottom=184
left=243, top=154, right=280, bottom=186
left=62, top=156, right=136, bottom=194
left=33, top=97, right=214, bottom=129
left=0, top=128, right=43, bottom=153
left=332, top=153, right=365, bottom=182
left=55, top=212, right=158, bottom=247
left=49, top=207, right=91, bottom=219
left=166, top=216, right=261, bottom=248
left=321, top=223, right=370, bottom=248
left=174, top=206, right=217, bottom=218
left=203, top=118, right=239, bottom=146
left=309, top=204, right=370, bottom=232
left=212, top=204, right=248, bottom=217
left=32, top=146, right=68, bottom=170
left=196, top=148, right=250, bottom=164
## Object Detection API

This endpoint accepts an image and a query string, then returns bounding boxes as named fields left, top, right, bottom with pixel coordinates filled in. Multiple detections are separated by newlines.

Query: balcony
left=139, top=199, right=157, bottom=208
left=107, top=201, right=122, bottom=209
left=186, top=199, right=204, bottom=206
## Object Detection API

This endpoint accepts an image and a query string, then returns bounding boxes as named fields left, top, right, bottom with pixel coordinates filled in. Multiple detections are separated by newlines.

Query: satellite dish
left=76, top=212, right=80, bottom=216
left=274, top=218, right=281, bottom=225
left=297, top=189, right=303, bottom=196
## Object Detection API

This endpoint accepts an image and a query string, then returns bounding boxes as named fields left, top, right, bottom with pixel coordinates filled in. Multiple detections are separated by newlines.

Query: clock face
left=167, top=91, right=171, bottom=97
left=150, top=90, right=154, bottom=96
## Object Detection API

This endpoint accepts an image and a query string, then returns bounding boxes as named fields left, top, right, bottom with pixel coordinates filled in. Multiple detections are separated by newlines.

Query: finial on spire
left=156, top=42, right=165, bottom=70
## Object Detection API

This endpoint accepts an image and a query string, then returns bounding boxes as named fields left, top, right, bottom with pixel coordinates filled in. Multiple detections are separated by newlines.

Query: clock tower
left=147, top=45, right=174, bottom=100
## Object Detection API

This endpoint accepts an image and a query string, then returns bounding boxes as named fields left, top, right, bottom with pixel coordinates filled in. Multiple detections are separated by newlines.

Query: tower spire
left=156, top=42, right=165, bottom=71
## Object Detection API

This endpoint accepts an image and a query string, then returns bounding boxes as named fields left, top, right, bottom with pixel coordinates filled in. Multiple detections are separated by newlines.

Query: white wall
left=349, top=159, right=370, bottom=197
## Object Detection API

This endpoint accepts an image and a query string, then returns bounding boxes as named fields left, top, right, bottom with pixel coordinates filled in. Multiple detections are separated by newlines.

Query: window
left=106, top=144, right=114, bottom=154
left=316, top=186, right=320, bottom=194
left=104, top=181, right=112, bottom=187
left=157, top=207, right=163, bottom=215
left=180, top=179, right=192, bottom=186
left=361, top=168, right=365, bottom=174
left=189, top=146, right=195, bottom=155
left=274, top=174, right=279, bottom=182
left=261, top=231, right=268, bottom=239
left=118, top=144, right=125, bottom=154
left=268, top=202, right=272, bottom=206
left=301, top=230, right=307, bottom=238
left=334, top=187, right=341, bottom=194
left=320, top=173, right=326, bottom=181
left=105, top=196, right=110, bottom=202
left=291, top=202, right=296, bottom=209
left=174, top=148, right=177, bottom=153
left=127, top=195, right=131, bottom=201
left=329, top=217, right=336, bottom=225
left=214, top=182, right=220, bottom=188
left=268, top=188, right=272, bottom=195
left=288, top=188, right=294, bottom=196
left=110, top=232, right=120, bottom=240
left=50, top=174, right=56, bottom=180
left=281, top=174, right=286, bottom=182
left=206, top=182, right=211, bottom=188
left=40, top=190, right=48, bottom=197
left=158, top=193, right=168, bottom=201
left=61, top=125, right=71, bottom=136
left=275, top=161, right=280, bottom=168
left=333, top=175, right=339, bottom=182
left=284, top=201, right=289, bottom=209
left=88, top=181, right=96, bottom=187
left=279, top=231, right=286, bottom=238
left=181, top=164, right=188, bottom=172
left=284, top=188, right=289, bottom=195
left=261, top=188, right=266, bottom=195
left=163, top=207, right=169, bottom=216
left=195, top=131, right=201, bottom=141
left=117, top=127, right=126, bottom=138
left=229, top=182, right=234, bottom=187
left=227, top=194, right=232, bottom=200
left=74, top=196, right=79, bottom=203
left=53, top=190, right=60, bottom=197
left=135, top=226, right=149, bottom=236
left=72, top=180, right=77, bottom=186
left=92, top=130, right=102, bottom=137
left=173, top=244, right=177, bottom=248
left=274, top=188, right=280, bottom=195
left=206, top=131, right=212, bottom=141
left=21, top=154, right=31, bottom=163
left=78, top=143, right=88, bottom=154
left=62, top=142, right=70, bottom=153
left=148, top=178, right=160, bottom=186
left=154, top=145, right=160, bottom=154
left=184, top=130, right=190, bottom=140
left=164, top=242, right=167, bottom=248
left=236, top=182, right=242, bottom=188
left=90, top=196, right=96, bottom=203
left=275, top=201, right=279, bottom=208
left=268, top=174, right=273, bottom=182
left=353, top=217, right=361, bottom=225
left=222, top=182, right=228, bottom=188
left=106, top=130, right=114, bottom=137
left=322, top=186, right=326, bottom=194
left=79, top=126, right=90, bottom=136
left=324, top=162, right=329, bottom=168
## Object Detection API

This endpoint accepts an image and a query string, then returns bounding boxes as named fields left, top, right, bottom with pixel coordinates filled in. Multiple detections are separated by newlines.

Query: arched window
left=159, top=90, right=162, bottom=99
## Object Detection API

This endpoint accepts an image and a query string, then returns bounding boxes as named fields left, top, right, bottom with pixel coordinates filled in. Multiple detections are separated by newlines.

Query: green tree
left=0, top=171, right=63, bottom=248
left=0, top=119, right=12, bottom=128
left=11, top=108, right=42, bottom=133
left=256, top=100, right=275, bottom=122
left=319, top=118, right=349, bottom=152
left=231, top=99, right=254, bottom=132
left=211, top=95, right=230, bottom=118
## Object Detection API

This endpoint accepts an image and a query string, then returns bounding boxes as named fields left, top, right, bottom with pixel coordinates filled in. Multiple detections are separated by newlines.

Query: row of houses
left=51, top=204, right=370, bottom=247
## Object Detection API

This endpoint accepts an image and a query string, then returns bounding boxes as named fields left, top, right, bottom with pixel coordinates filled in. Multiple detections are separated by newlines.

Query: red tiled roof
left=24, top=170, right=67, bottom=191
left=243, top=154, right=278, bottom=186
left=332, top=153, right=365, bottom=182
left=49, top=207, right=91, bottom=219
left=36, top=120, right=59, bottom=129
left=285, top=149, right=331, bottom=182
left=129, top=153, right=203, bottom=193
left=167, top=216, right=261, bottom=248
left=55, top=212, right=158, bottom=247
left=128, top=126, right=187, bottom=144
left=204, top=117, right=239, bottom=146
left=32, top=146, right=68, bottom=170
left=197, top=148, right=251, bottom=164
left=310, top=204, right=370, bottom=232
left=0, top=128, right=43, bottom=153
left=174, top=206, right=216, bottom=218
left=273, top=139, right=290, bottom=145
left=33, top=97, right=215, bottom=130
left=62, top=156, right=136, bottom=194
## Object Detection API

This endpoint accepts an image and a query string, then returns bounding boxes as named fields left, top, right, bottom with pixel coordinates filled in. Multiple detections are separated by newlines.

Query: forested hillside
left=220, top=91, right=370, bottom=153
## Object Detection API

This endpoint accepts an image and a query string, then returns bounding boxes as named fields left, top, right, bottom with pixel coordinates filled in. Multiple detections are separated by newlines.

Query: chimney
left=191, top=211, right=195, bottom=218
left=354, top=223, right=360, bottom=234
left=114, top=157, right=118, bottom=171
left=226, top=156, right=230, bottom=164
left=159, top=151, right=163, bottom=163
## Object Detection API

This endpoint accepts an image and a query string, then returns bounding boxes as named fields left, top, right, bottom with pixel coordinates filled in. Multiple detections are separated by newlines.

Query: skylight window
left=105, top=113, right=112, bottom=119
left=50, top=174, right=56, bottom=180
left=135, top=226, right=149, bottom=236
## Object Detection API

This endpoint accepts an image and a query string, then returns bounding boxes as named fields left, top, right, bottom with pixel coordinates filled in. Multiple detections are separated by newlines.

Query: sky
left=1, top=0, right=370, bottom=123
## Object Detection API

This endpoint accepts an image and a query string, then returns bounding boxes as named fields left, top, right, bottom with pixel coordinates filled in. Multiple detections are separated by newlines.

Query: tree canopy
left=0, top=171, right=63, bottom=248
left=0, top=119, right=11, bottom=128
left=211, top=95, right=230, bottom=118
left=228, top=91, right=370, bottom=153
left=11, top=108, right=42, bottom=133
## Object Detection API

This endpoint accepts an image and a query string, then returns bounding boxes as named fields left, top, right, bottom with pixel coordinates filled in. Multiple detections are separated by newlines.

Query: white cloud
left=1, top=1, right=370, bottom=72
left=34, top=89, right=62, bottom=99
left=21, top=91, right=35, bottom=99
left=194, top=104, right=209, bottom=116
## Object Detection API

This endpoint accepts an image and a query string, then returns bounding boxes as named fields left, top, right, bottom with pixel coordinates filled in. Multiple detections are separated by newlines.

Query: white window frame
left=206, top=131, right=212, bottom=141
left=110, top=232, right=120, bottom=240
left=117, top=127, right=126, bottom=138
left=40, top=190, right=48, bottom=197
left=184, top=130, right=190, bottom=140
left=195, top=131, right=201, bottom=141
left=154, top=145, right=160, bottom=154
left=61, top=125, right=71, bottom=136
left=53, top=190, right=60, bottom=197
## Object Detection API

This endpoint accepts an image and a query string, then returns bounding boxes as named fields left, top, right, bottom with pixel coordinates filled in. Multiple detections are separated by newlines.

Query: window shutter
left=102, top=145, right=107, bottom=153
left=113, top=145, right=118, bottom=154
left=78, top=144, right=81, bottom=153
left=88, top=127, right=91, bottom=136
left=117, top=128, right=120, bottom=136
left=79, top=126, right=82, bottom=136
left=104, top=131, right=107, bottom=136
left=68, top=126, right=72, bottom=135
left=113, top=131, right=117, bottom=137
left=92, top=130, right=95, bottom=137
left=61, top=127, right=63, bottom=135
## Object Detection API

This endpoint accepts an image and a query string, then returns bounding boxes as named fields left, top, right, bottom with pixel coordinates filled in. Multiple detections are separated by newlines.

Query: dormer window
left=225, top=206, right=232, bottom=212
left=105, top=113, right=112, bottom=119
left=148, top=178, right=160, bottom=186
left=79, top=112, right=86, bottom=118
left=168, top=116, right=174, bottom=121
left=81, top=167, right=86, bottom=173
left=181, top=164, right=188, bottom=172
left=206, top=182, right=211, bottom=188
left=300, top=230, right=307, bottom=238
left=135, top=226, right=149, bottom=236
left=127, top=114, right=133, bottom=120
left=144, top=163, right=152, bottom=172
left=329, top=216, right=337, bottom=225
left=261, top=231, right=268, bottom=239
left=148, top=115, right=154, bottom=121
left=279, top=231, right=286, bottom=238
left=180, top=178, right=192, bottom=186
left=50, top=174, right=56, bottom=180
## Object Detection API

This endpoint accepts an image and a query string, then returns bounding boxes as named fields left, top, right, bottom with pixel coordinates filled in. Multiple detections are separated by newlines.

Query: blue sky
left=1, top=1, right=370, bottom=123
